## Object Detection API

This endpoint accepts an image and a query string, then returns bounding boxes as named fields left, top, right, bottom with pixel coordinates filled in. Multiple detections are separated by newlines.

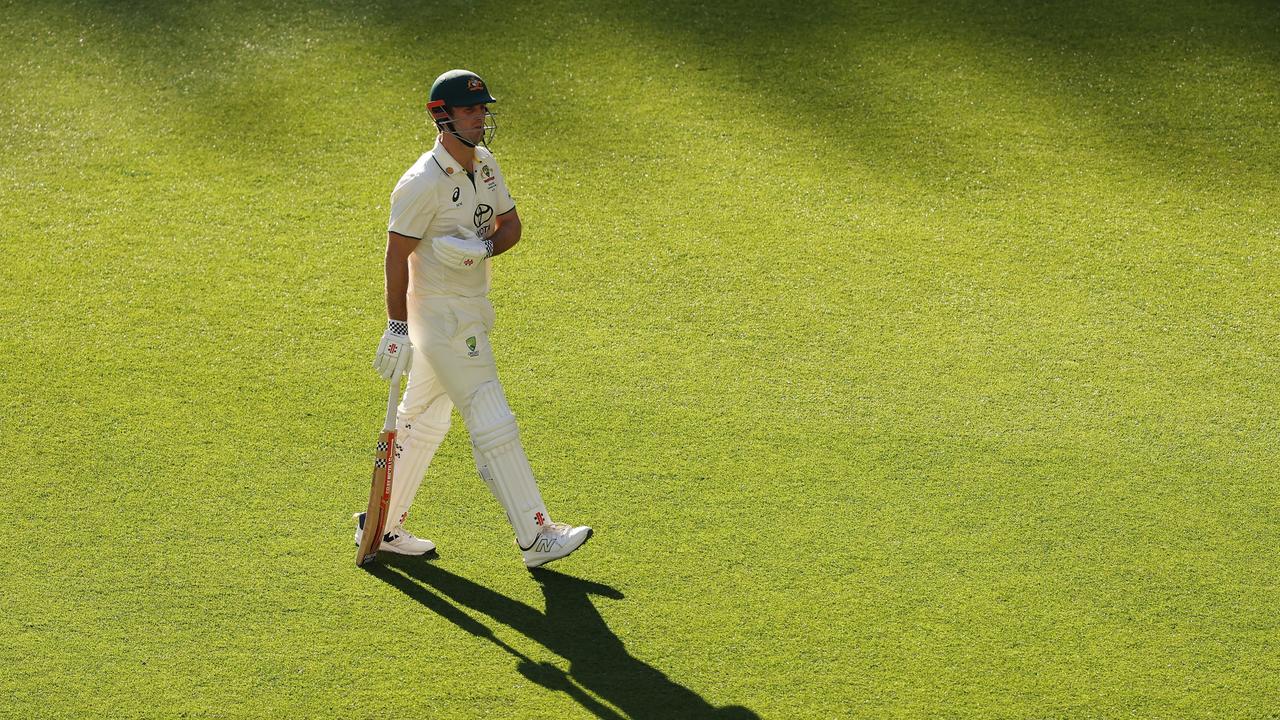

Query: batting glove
left=432, top=233, right=492, bottom=269
left=373, top=319, right=413, bottom=380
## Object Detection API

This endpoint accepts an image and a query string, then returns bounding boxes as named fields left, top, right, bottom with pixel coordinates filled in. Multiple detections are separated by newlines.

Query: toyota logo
left=473, top=204, right=494, bottom=228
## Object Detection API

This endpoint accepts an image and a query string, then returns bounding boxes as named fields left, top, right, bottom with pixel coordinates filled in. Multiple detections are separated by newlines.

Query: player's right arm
left=385, top=231, right=419, bottom=321
left=374, top=170, right=436, bottom=380
left=373, top=233, right=415, bottom=380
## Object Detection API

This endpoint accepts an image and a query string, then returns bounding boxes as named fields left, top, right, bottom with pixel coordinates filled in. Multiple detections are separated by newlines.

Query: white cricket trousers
left=389, top=293, right=552, bottom=548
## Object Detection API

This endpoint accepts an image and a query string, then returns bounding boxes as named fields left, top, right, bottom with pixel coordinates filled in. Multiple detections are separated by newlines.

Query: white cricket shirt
left=387, top=139, right=516, bottom=297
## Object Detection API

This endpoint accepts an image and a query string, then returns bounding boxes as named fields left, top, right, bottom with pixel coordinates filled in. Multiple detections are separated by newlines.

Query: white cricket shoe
left=521, top=522, right=593, bottom=568
left=353, top=512, right=437, bottom=556
left=380, top=526, right=437, bottom=555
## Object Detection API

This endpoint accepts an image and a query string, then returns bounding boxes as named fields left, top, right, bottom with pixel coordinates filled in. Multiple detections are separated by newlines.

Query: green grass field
left=3, top=0, right=1278, bottom=717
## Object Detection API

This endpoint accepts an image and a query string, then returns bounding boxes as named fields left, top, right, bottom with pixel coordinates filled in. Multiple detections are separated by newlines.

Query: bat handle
left=384, top=373, right=403, bottom=432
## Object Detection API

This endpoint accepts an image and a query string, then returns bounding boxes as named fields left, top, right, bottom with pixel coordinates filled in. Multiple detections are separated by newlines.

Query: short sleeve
left=490, top=159, right=516, bottom=216
left=387, top=175, right=436, bottom=239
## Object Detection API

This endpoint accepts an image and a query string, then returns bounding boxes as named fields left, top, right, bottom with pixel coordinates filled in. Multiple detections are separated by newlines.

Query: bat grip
left=384, top=373, right=402, bottom=432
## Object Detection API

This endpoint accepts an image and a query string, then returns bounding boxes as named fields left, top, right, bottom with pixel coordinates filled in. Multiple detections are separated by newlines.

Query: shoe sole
left=524, top=528, right=593, bottom=569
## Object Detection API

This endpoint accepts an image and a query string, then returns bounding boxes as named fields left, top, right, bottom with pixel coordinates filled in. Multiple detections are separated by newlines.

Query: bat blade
left=356, top=428, right=396, bottom=566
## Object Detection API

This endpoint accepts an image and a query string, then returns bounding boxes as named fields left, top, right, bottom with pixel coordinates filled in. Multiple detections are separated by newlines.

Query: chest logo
left=474, top=204, right=494, bottom=228
left=452, top=187, right=460, bottom=202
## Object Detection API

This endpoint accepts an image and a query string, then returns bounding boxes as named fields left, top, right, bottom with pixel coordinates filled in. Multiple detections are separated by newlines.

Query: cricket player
left=357, top=69, right=593, bottom=569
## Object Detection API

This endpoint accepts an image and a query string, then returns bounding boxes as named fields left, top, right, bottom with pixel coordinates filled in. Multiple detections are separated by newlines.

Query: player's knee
left=400, top=417, right=450, bottom=448
left=462, top=381, right=519, bottom=453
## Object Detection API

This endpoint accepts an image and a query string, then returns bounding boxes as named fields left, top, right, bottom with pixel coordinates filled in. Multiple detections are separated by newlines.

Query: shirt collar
left=431, top=139, right=475, bottom=177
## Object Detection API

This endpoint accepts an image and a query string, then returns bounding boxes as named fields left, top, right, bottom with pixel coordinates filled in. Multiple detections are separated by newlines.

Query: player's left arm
left=484, top=157, right=520, bottom=258
left=486, top=207, right=521, bottom=257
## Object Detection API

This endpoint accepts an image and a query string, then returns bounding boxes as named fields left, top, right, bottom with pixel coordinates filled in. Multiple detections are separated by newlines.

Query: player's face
left=451, top=104, right=489, bottom=144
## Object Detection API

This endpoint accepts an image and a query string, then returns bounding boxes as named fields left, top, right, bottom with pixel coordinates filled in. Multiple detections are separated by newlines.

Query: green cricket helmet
left=428, top=69, right=497, bottom=147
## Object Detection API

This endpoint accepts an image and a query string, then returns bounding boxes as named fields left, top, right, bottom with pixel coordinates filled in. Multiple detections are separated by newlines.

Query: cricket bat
left=356, top=374, right=402, bottom=567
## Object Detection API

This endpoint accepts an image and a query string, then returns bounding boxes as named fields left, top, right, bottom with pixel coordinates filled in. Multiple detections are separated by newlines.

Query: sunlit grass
left=2, top=0, right=1277, bottom=716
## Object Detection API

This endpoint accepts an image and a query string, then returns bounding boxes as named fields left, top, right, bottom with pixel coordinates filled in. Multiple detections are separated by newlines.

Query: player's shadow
left=368, top=558, right=758, bottom=720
